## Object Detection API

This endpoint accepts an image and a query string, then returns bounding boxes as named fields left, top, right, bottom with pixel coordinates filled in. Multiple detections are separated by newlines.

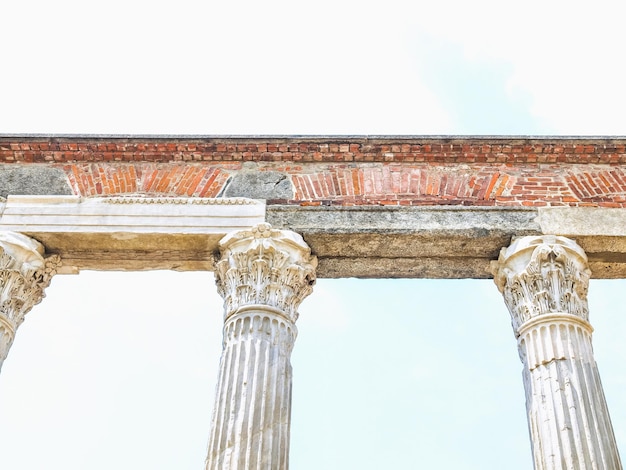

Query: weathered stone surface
left=2, top=197, right=626, bottom=278
left=268, top=204, right=541, bottom=233
left=221, top=169, right=293, bottom=200
left=537, top=206, right=626, bottom=236
left=268, top=205, right=542, bottom=278
left=492, top=236, right=622, bottom=470
left=205, top=224, right=316, bottom=470
left=0, top=166, right=72, bottom=198
left=0, top=233, right=60, bottom=371
left=0, top=195, right=266, bottom=272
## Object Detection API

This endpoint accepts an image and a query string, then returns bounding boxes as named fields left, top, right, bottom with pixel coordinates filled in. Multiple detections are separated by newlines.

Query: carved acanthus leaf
left=0, top=236, right=62, bottom=331
left=492, top=236, right=590, bottom=333
left=215, top=223, right=317, bottom=322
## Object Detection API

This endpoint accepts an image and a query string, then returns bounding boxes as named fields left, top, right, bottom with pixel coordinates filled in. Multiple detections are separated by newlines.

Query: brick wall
left=2, top=136, right=626, bottom=207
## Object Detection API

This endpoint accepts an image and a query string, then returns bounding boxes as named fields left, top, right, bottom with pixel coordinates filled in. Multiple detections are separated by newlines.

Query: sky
left=1, top=1, right=626, bottom=469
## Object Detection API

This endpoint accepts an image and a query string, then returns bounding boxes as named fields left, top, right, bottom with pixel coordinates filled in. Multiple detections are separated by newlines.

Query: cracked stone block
left=221, top=171, right=293, bottom=200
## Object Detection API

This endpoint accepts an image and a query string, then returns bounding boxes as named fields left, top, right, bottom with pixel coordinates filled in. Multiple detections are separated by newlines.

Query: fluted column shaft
left=493, top=235, right=621, bottom=470
left=0, top=232, right=60, bottom=372
left=206, top=223, right=316, bottom=470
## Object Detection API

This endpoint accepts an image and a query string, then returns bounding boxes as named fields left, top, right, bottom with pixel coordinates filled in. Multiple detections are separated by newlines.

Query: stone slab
left=0, top=196, right=266, bottom=272
left=267, top=205, right=626, bottom=279
left=221, top=168, right=293, bottom=200
left=0, top=166, right=72, bottom=198
left=267, top=206, right=541, bottom=278
left=1, top=197, right=626, bottom=278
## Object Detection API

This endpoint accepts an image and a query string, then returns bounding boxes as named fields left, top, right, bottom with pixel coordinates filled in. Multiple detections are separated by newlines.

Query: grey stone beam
left=267, top=205, right=626, bottom=279
left=2, top=195, right=626, bottom=279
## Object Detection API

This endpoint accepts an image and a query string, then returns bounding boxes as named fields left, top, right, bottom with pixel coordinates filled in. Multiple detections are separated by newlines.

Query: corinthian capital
left=491, top=235, right=590, bottom=333
left=0, top=232, right=61, bottom=370
left=214, top=223, right=317, bottom=322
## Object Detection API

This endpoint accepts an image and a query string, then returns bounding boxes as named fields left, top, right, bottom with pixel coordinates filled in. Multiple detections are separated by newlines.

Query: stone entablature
left=0, top=195, right=266, bottom=272
left=3, top=136, right=626, bottom=207
left=2, top=135, right=626, bottom=468
left=3, top=196, right=626, bottom=278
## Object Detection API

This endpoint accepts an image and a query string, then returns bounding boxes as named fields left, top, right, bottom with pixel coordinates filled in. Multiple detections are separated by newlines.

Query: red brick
left=6, top=137, right=626, bottom=207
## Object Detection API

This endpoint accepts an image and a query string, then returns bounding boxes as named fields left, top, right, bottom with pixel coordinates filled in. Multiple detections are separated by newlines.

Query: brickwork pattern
left=65, top=163, right=236, bottom=197
left=3, top=138, right=626, bottom=164
left=289, top=164, right=626, bottom=207
left=3, top=137, right=626, bottom=207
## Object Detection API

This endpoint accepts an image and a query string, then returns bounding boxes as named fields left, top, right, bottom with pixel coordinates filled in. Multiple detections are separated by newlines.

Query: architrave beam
left=1, top=196, right=626, bottom=278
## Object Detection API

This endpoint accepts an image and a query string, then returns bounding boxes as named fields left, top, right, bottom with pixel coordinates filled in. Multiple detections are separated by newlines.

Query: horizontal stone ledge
left=0, top=196, right=266, bottom=273
left=267, top=205, right=626, bottom=279
left=2, top=197, right=626, bottom=278
left=0, top=195, right=264, bottom=232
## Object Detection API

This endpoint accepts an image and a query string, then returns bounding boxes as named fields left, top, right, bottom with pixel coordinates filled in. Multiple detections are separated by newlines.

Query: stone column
left=205, top=223, right=316, bottom=470
left=492, top=235, right=622, bottom=470
left=0, top=232, right=61, bottom=372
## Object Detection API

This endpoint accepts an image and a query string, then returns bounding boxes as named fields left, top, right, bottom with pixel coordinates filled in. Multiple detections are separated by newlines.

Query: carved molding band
left=103, top=197, right=258, bottom=205
left=0, top=232, right=61, bottom=371
left=214, top=223, right=317, bottom=323
left=222, top=310, right=297, bottom=348
left=518, top=319, right=593, bottom=371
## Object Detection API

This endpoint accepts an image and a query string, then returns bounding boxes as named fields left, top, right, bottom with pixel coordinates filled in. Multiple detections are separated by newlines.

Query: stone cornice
left=101, top=197, right=258, bottom=205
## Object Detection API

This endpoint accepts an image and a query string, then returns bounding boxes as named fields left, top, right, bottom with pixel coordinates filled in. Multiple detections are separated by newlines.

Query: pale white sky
left=1, top=1, right=626, bottom=469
